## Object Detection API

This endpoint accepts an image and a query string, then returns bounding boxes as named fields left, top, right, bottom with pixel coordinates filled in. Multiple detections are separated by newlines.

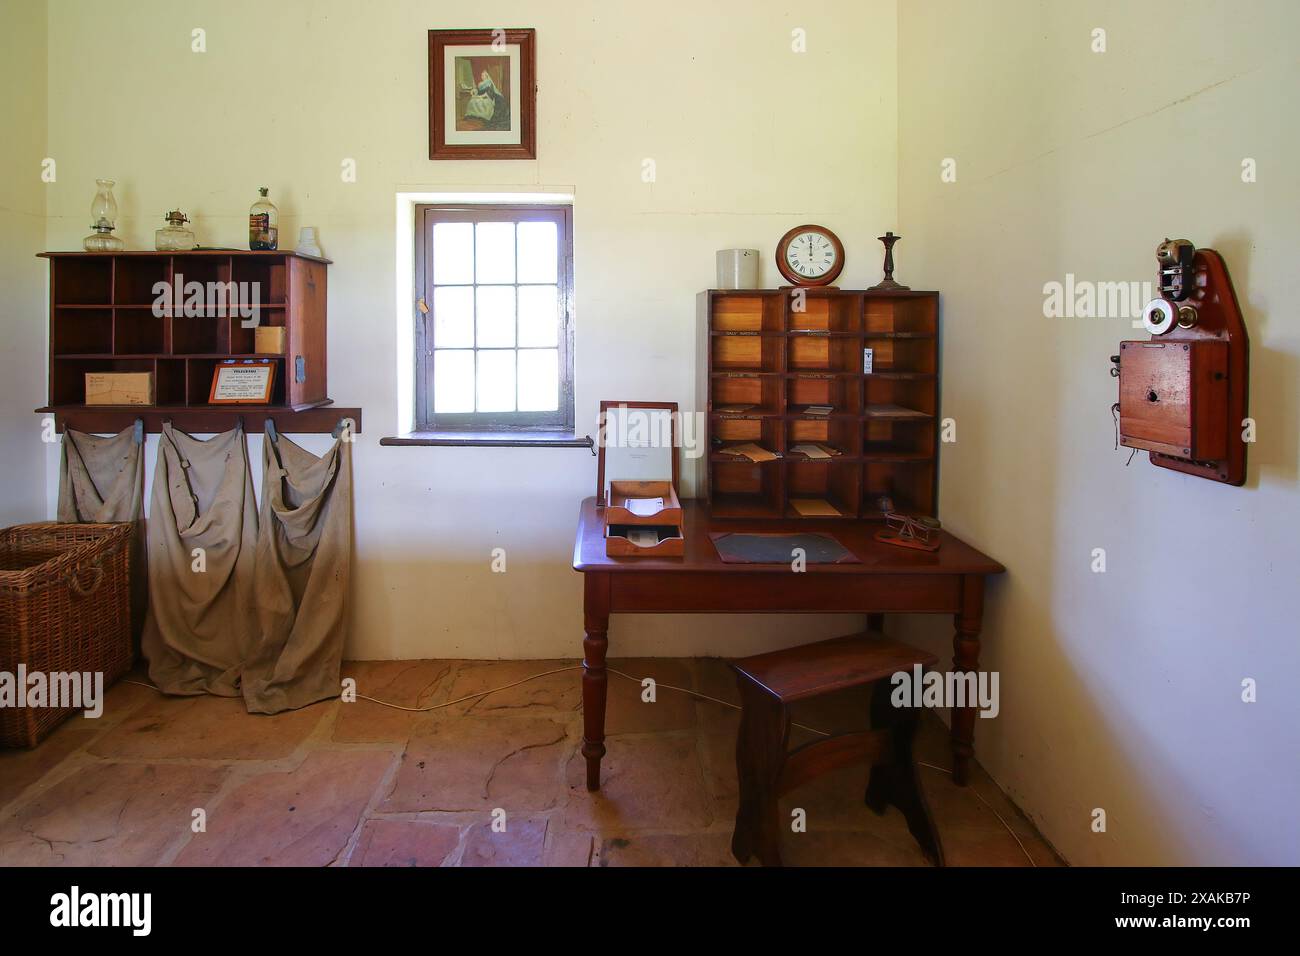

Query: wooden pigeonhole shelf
left=37, top=251, right=361, bottom=434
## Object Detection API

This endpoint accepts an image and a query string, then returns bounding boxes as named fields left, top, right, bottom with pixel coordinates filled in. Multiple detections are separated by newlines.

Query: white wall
left=37, top=0, right=897, bottom=658
left=896, top=0, right=1300, bottom=865
left=0, top=0, right=49, bottom=525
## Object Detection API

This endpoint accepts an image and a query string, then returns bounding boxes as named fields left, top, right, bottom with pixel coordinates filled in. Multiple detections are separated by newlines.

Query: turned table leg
left=581, top=574, right=611, bottom=791
left=950, top=575, right=985, bottom=786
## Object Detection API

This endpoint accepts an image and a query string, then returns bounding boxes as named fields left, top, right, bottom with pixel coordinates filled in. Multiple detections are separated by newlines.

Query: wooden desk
left=572, top=497, right=1005, bottom=791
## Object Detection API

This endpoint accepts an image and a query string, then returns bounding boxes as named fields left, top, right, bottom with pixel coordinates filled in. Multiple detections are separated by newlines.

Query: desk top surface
left=573, top=497, right=1004, bottom=575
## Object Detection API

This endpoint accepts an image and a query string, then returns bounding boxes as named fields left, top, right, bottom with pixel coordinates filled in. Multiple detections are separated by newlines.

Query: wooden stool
left=729, top=631, right=943, bottom=867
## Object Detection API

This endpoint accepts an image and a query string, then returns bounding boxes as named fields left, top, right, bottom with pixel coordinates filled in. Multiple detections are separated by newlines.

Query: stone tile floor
left=0, top=658, right=1064, bottom=867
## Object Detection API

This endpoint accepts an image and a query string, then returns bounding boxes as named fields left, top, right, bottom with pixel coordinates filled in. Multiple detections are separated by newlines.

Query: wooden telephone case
left=1117, top=243, right=1249, bottom=485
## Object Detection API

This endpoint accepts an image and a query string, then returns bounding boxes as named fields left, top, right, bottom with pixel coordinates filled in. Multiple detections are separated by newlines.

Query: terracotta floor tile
left=698, top=700, right=740, bottom=739
left=0, top=761, right=227, bottom=866
left=332, top=700, right=417, bottom=745
left=344, top=660, right=457, bottom=706
left=604, top=658, right=697, bottom=734
left=964, top=766, right=1058, bottom=841
left=349, top=818, right=462, bottom=867
left=87, top=676, right=160, bottom=729
left=693, top=657, right=742, bottom=705
left=334, top=660, right=455, bottom=743
left=0, top=657, right=1062, bottom=867
left=693, top=659, right=742, bottom=736
left=561, top=734, right=713, bottom=831
left=459, top=817, right=547, bottom=866
left=382, top=715, right=570, bottom=813
left=941, top=825, right=1043, bottom=867
left=921, top=772, right=1003, bottom=832
left=781, top=762, right=906, bottom=832
left=175, top=750, right=393, bottom=866
left=436, top=660, right=582, bottom=717
left=0, top=720, right=95, bottom=810
left=545, top=828, right=594, bottom=867
left=779, top=829, right=930, bottom=867
left=700, top=731, right=739, bottom=804
left=597, top=831, right=740, bottom=867
left=912, top=712, right=956, bottom=765
left=90, top=693, right=328, bottom=760
left=939, top=768, right=1062, bottom=865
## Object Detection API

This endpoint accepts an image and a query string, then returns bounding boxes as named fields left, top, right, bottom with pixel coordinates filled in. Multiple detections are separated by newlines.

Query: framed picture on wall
left=428, top=28, right=536, bottom=160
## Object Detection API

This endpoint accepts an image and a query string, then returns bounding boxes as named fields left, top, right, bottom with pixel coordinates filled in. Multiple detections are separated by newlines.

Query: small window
left=414, top=204, right=574, bottom=432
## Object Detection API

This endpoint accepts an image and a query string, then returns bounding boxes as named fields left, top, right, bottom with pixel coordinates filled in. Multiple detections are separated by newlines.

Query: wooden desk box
left=597, top=401, right=685, bottom=558
left=1119, top=339, right=1227, bottom=460
left=603, top=479, right=684, bottom=557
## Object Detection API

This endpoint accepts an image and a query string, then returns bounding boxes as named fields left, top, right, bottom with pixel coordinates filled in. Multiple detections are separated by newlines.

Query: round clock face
left=776, top=225, right=844, bottom=286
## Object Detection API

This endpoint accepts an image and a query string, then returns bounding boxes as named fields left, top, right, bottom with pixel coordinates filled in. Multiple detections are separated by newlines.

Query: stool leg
left=866, top=679, right=945, bottom=866
left=732, top=679, right=789, bottom=866
left=864, top=679, right=894, bottom=816
left=731, top=703, right=757, bottom=864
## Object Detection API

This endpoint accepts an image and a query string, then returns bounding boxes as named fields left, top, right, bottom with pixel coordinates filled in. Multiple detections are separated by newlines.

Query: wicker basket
left=0, top=522, right=133, bottom=748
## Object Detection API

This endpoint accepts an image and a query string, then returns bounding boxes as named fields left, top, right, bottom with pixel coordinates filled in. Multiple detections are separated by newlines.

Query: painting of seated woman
left=456, top=56, right=511, bottom=132
left=429, top=28, right=535, bottom=160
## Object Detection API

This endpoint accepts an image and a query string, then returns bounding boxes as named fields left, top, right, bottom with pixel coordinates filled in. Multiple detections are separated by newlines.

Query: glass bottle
left=83, top=178, right=124, bottom=252
left=249, top=187, right=278, bottom=250
left=154, top=209, right=196, bottom=251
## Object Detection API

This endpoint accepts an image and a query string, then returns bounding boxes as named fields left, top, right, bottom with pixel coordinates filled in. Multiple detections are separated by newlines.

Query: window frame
left=413, top=203, right=574, bottom=433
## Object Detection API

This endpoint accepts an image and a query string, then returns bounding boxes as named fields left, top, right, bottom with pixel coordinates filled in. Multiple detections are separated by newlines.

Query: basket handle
left=67, top=561, right=105, bottom=598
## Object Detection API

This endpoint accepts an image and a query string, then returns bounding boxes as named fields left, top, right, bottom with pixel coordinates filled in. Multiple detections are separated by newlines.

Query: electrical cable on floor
left=917, top=762, right=1037, bottom=866
left=125, top=668, right=1035, bottom=864
left=348, top=666, right=835, bottom=735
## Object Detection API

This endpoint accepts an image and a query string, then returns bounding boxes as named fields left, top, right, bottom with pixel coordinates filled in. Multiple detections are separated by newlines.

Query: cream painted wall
left=897, top=1, right=1300, bottom=864
left=0, top=0, right=49, bottom=525
left=37, top=1, right=897, bottom=658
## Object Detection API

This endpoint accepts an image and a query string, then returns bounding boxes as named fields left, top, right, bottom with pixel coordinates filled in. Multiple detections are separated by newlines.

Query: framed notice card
left=208, top=359, right=277, bottom=404
left=428, top=28, right=536, bottom=160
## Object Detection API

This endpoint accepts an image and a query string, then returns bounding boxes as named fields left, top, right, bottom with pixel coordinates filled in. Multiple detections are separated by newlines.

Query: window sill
left=379, top=430, right=595, bottom=449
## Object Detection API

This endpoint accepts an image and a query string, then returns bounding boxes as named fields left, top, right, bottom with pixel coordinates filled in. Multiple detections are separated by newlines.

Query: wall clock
left=775, top=224, right=845, bottom=286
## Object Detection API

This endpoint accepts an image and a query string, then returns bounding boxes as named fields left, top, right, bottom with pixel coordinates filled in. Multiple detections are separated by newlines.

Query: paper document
left=626, top=529, right=661, bottom=548
left=625, top=497, right=664, bottom=517
left=725, top=442, right=778, bottom=462
left=790, top=443, right=835, bottom=460
left=790, top=498, right=841, bottom=517
left=802, top=405, right=833, bottom=416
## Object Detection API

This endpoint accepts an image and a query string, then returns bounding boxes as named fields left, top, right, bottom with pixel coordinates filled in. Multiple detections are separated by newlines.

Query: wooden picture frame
left=429, top=28, right=536, bottom=161
left=208, top=360, right=277, bottom=405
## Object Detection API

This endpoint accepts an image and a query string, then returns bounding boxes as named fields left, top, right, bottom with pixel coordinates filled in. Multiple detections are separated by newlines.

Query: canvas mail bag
left=57, top=424, right=147, bottom=640
left=241, top=422, right=353, bottom=714
left=141, top=423, right=259, bottom=697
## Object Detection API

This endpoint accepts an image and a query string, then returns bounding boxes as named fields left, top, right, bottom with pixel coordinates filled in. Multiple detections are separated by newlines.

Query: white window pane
left=517, top=285, right=558, bottom=347
left=476, top=286, right=515, bottom=347
left=477, top=350, right=516, bottom=412
left=517, top=349, right=559, bottom=411
left=433, top=286, right=474, bottom=348
left=432, top=222, right=473, bottom=284
left=517, top=221, right=558, bottom=283
left=475, top=222, right=515, bottom=283
left=433, top=349, right=474, bottom=413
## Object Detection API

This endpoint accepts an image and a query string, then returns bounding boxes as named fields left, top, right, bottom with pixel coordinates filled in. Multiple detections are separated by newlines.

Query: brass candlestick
left=869, top=231, right=910, bottom=291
